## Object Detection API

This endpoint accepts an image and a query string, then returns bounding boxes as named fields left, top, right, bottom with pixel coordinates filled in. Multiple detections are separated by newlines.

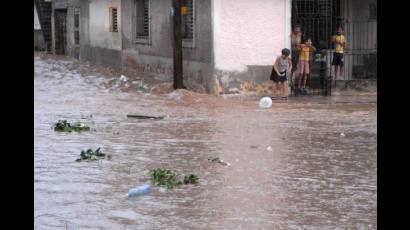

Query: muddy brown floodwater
left=35, top=55, right=376, bottom=229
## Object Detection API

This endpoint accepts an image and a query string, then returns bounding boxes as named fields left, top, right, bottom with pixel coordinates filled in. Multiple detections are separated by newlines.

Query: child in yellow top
left=332, top=27, right=346, bottom=80
left=297, top=38, right=316, bottom=93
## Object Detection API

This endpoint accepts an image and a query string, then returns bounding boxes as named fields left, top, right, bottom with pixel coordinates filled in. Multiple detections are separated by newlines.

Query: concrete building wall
left=121, top=0, right=213, bottom=92
left=211, top=0, right=291, bottom=94
left=89, top=0, right=122, bottom=50
left=78, top=0, right=123, bottom=67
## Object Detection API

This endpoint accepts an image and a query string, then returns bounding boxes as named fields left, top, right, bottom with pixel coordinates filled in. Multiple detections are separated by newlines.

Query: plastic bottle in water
left=126, top=184, right=151, bottom=198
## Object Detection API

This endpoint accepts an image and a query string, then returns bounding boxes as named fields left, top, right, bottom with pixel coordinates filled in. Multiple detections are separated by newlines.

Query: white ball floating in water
left=259, top=97, right=272, bottom=108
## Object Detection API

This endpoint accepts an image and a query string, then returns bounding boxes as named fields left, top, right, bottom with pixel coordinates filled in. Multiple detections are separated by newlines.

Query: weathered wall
left=76, top=0, right=123, bottom=67
left=89, top=0, right=122, bottom=50
left=121, top=0, right=213, bottom=92
left=211, top=0, right=291, bottom=94
left=34, top=30, right=46, bottom=51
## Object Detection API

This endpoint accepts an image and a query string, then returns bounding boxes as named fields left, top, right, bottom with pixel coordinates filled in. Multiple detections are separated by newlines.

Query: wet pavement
left=34, top=55, right=377, bottom=229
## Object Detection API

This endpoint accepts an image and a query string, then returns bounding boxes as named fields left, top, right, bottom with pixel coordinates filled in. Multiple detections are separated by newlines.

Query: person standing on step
left=297, top=38, right=316, bottom=94
left=332, top=26, right=346, bottom=81
left=291, top=25, right=303, bottom=76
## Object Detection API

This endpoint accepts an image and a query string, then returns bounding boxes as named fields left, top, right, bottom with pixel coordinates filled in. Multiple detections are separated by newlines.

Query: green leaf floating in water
left=183, top=174, right=199, bottom=184
left=76, top=147, right=111, bottom=162
left=54, top=120, right=91, bottom=132
left=149, top=168, right=199, bottom=189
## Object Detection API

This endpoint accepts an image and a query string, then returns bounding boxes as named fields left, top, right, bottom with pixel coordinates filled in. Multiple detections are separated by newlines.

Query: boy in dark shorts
left=332, top=27, right=346, bottom=80
left=270, top=48, right=292, bottom=99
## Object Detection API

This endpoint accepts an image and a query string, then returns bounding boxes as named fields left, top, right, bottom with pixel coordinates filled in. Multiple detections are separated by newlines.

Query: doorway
left=54, top=9, right=67, bottom=55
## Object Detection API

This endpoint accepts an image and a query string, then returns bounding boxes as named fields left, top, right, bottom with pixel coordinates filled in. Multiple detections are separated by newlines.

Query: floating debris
left=208, top=157, right=230, bottom=166
left=54, top=120, right=91, bottom=132
left=127, top=114, right=165, bottom=120
left=119, top=75, right=127, bottom=82
left=149, top=168, right=199, bottom=189
left=126, top=184, right=151, bottom=198
left=76, top=148, right=111, bottom=162
left=267, top=146, right=273, bottom=152
left=259, top=97, right=273, bottom=108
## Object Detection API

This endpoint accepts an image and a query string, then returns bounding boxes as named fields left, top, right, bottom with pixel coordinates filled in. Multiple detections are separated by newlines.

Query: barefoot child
left=270, top=48, right=292, bottom=99
left=332, top=27, right=346, bottom=80
left=297, top=38, right=316, bottom=94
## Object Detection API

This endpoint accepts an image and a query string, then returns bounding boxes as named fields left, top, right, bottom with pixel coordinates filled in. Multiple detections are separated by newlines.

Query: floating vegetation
left=149, top=168, right=199, bottom=189
left=183, top=174, right=199, bottom=184
left=54, top=120, right=91, bottom=132
left=76, top=148, right=111, bottom=162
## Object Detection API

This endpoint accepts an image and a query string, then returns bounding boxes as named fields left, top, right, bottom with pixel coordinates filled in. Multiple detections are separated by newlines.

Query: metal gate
left=54, top=9, right=67, bottom=55
left=291, top=0, right=341, bottom=96
left=341, top=19, right=377, bottom=80
left=291, top=0, right=377, bottom=96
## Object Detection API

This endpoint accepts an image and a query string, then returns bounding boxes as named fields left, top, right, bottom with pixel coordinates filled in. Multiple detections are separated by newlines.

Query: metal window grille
left=292, top=0, right=341, bottom=49
left=182, top=0, right=194, bottom=40
left=136, top=0, right=149, bottom=38
left=110, top=7, right=118, bottom=32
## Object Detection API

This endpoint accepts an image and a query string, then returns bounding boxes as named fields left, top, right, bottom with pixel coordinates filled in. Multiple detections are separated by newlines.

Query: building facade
left=49, top=0, right=376, bottom=94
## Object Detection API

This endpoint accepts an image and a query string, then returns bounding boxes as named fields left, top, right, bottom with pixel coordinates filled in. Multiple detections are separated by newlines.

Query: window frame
left=182, top=0, right=196, bottom=49
left=134, top=0, right=151, bottom=45
left=109, top=7, right=119, bottom=33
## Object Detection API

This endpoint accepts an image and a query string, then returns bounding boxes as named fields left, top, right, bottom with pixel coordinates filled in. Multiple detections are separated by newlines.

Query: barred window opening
left=136, top=0, right=149, bottom=38
left=110, top=7, right=118, bottom=32
left=182, top=0, right=194, bottom=40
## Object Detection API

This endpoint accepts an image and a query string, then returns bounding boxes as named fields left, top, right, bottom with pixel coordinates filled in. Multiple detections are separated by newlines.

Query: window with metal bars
left=136, top=0, right=149, bottom=38
left=110, top=7, right=118, bottom=32
left=182, top=0, right=194, bottom=40
left=291, top=0, right=341, bottom=49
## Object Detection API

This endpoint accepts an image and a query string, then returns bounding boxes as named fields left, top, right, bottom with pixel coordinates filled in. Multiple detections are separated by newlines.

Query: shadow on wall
left=34, top=30, right=46, bottom=51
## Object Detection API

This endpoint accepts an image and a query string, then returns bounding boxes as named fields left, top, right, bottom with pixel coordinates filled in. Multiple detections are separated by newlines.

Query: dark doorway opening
left=54, top=9, right=67, bottom=55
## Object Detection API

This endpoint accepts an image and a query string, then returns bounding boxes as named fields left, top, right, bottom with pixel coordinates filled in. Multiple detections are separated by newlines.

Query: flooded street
left=34, top=55, right=376, bottom=229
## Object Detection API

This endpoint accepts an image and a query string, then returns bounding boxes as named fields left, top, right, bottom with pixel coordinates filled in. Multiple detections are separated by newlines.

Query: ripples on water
left=35, top=56, right=376, bottom=229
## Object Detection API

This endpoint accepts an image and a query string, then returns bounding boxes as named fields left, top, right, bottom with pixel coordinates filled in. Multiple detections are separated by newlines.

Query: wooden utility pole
left=172, top=0, right=184, bottom=89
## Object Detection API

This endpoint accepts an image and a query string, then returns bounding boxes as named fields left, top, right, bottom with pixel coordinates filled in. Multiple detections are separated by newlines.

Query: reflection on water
left=35, top=56, right=376, bottom=229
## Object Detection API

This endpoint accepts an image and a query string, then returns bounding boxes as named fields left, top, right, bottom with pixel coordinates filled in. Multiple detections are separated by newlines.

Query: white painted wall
left=34, top=5, right=41, bottom=30
left=89, top=0, right=122, bottom=50
left=212, top=0, right=291, bottom=72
